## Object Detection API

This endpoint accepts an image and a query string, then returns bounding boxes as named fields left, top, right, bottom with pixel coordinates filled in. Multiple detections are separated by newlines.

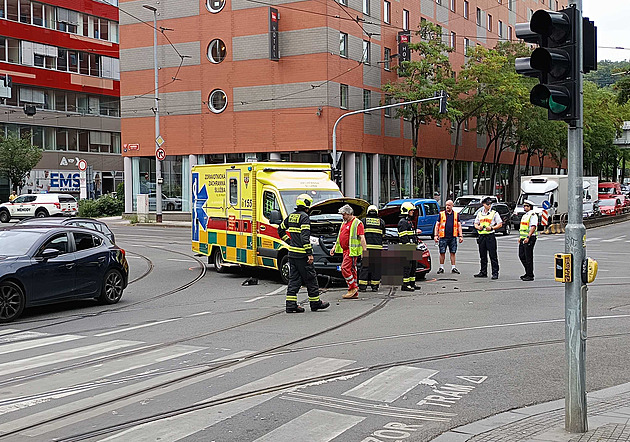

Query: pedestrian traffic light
left=515, top=7, right=579, bottom=123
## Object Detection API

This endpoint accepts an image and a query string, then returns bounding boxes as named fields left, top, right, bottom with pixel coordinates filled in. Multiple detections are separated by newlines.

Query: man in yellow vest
left=330, top=204, right=367, bottom=299
left=518, top=199, right=538, bottom=281
left=473, top=197, right=503, bottom=279
left=433, top=200, right=464, bottom=275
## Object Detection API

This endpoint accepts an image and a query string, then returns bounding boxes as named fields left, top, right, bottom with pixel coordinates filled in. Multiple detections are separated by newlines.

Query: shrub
left=78, top=194, right=124, bottom=218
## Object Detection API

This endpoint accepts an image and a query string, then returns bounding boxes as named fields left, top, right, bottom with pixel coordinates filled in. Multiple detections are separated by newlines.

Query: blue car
left=380, top=198, right=441, bottom=236
left=0, top=225, right=129, bottom=323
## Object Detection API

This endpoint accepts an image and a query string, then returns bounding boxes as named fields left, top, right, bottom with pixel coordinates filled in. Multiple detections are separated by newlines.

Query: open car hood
left=308, top=197, right=370, bottom=219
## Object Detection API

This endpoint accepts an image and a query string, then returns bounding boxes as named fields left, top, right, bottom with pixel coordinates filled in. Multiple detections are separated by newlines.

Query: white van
left=0, top=193, right=78, bottom=223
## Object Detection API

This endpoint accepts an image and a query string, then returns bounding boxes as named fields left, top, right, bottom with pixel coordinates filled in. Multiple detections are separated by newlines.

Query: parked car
left=17, top=217, right=115, bottom=243
left=380, top=198, right=440, bottom=236
left=0, top=193, right=78, bottom=223
left=459, top=202, right=512, bottom=235
left=598, top=198, right=623, bottom=216
left=0, top=225, right=129, bottom=323
left=453, top=195, right=499, bottom=213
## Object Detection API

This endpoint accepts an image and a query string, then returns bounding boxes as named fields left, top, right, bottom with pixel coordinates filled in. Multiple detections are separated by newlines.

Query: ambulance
left=191, top=162, right=369, bottom=283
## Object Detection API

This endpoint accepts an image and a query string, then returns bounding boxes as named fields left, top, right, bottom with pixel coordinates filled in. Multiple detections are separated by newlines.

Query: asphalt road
left=0, top=220, right=629, bottom=441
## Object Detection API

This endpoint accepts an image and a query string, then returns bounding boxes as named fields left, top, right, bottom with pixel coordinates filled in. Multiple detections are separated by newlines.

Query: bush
left=78, top=194, right=124, bottom=218
left=116, top=182, right=124, bottom=204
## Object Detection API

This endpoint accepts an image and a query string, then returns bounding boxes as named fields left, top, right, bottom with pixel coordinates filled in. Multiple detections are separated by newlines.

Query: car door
left=420, top=202, right=440, bottom=234
left=72, top=231, right=109, bottom=297
left=12, top=195, right=37, bottom=218
left=26, top=232, right=76, bottom=303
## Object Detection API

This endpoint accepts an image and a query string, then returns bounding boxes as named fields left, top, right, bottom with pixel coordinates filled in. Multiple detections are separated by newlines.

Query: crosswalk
left=0, top=328, right=472, bottom=441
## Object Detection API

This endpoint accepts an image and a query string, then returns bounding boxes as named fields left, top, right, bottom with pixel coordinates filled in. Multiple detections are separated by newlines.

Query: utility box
left=137, top=194, right=149, bottom=223
left=555, top=253, right=572, bottom=283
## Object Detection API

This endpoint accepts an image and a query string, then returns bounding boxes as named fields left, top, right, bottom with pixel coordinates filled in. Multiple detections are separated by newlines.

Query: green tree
left=0, top=134, right=42, bottom=192
left=613, top=75, right=630, bottom=105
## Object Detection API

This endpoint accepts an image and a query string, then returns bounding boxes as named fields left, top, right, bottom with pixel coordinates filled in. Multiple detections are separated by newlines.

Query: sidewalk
left=100, top=216, right=191, bottom=229
left=433, top=382, right=630, bottom=442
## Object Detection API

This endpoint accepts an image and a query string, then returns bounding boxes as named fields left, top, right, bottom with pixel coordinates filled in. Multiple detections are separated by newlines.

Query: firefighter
left=358, top=204, right=386, bottom=292
left=278, top=194, right=330, bottom=313
left=398, top=201, right=418, bottom=291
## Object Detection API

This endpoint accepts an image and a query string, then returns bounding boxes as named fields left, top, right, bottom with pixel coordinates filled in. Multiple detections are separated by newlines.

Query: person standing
left=8, top=191, right=17, bottom=202
left=358, top=204, right=386, bottom=292
left=518, top=200, right=538, bottom=281
left=473, top=197, right=503, bottom=279
left=433, top=200, right=464, bottom=274
left=398, top=201, right=419, bottom=291
left=330, top=204, right=367, bottom=299
left=278, top=194, right=330, bottom=313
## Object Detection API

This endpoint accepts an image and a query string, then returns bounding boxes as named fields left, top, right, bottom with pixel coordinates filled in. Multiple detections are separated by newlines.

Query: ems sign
left=50, top=172, right=80, bottom=192
left=269, top=7, right=279, bottom=61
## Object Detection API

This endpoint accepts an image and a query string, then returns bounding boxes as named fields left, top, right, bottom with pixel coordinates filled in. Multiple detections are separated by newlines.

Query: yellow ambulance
left=191, top=162, right=368, bottom=283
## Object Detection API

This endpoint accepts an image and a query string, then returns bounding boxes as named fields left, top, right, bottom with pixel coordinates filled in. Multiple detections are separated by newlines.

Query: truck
left=512, top=175, right=598, bottom=228
left=191, top=162, right=369, bottom=283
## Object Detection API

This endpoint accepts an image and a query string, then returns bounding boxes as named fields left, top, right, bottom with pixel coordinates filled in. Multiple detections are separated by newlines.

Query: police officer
left=358, top=205, right=386, bottom=292
left=278, top=194, right=330, bottom=313
left=518, top=199, right=538, bottom=281
left=473, top=197, right=503, bottom=279
left=398, top=201, right=418, bottom=291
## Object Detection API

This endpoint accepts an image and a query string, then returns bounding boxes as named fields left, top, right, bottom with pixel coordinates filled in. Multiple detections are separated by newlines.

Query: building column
left=467, top=161, right=474, bottom=195
left=344, top=152, right=356, bottom=197
left=124, top=156, right=132, bottom=213
left=372, top=154, right=380, bottom=206
left=440, top=160, right=448, bottom=203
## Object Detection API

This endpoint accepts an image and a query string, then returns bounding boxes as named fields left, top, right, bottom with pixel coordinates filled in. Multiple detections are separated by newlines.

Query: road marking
left=0, top=334, right=82, bottom=355
left=245, top=286, right=285, bottom=303
left=188, top=311, right=212, bottom=317
left=253, top=409, right=365, bottom=442
left=602, top=236, right=626, bottom=243
left=166, top=258, right=196, bottom=263
left=343, top=366, right=438, bottom=403
left=0, top=330, right=48, bottom=342
left=95, top=318, right=180, bottom=337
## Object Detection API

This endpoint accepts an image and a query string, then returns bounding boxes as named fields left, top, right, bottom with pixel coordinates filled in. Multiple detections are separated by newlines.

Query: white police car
left=0, top=193, right=78, bottom=223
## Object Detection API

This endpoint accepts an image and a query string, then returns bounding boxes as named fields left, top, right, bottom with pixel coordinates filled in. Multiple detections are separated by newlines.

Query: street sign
left=542, top=200, right=551, bottom=210
left=156, top=136, right=165, bottom=147
left=124, top=143, right=140, bottom=151
left=156, top=148, right=166, bottom=161
left=77, top=159, right=87, bottom=171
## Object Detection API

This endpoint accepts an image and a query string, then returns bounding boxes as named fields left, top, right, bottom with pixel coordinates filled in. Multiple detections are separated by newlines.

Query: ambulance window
left=229, top=178, right=238, bottom=205
left=263, top=191, right=280, bottom=220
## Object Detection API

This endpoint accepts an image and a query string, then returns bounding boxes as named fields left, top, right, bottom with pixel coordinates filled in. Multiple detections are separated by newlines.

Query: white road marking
left=187, top=311, right=212, bottom=317
left=95, top=318, right=180, bottom=337
left=166, top=258, right=196, bottom=263
left=602, top=236, right=626, bottom=243
left=253, top=409, right=365, bottom=442
left=0, top=331, right=48, bottom=342
left=0, top=329, right=20, bottom=337
left=343, top=366, right=438, bottom=403
left=0, top=334, right=83, bottom=355
left=125, top=255, right=144, bottom=259
left=245, top=286, right=285, bottom=303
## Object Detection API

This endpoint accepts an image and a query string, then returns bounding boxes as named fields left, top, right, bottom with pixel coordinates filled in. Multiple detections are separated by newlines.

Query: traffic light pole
left=565, top=0, right=586, bottom=433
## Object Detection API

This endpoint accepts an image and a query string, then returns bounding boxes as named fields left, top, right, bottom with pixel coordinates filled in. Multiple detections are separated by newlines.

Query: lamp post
left=142, top=4, right=162, bottom=223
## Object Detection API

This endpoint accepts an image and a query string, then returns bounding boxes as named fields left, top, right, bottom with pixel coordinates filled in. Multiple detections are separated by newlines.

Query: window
left=384, top=47, right=391, bottom=71
left=363, top=0, right=369, bottom=15
left=403, top=9, right=409, bottom=31
left=383, top=0, right=390, bottom=24
left=463, top=1, right=468, bottom=19
left=7, top=0, right=18, bottom=21
left=436, top=0, right=441, bottom=4
left=206, top=0, right=225, bottom=12
left=208, top=89, right=227, bottom=113
left=508, top=0, right=514, bottom=11
left=487, top=14, right=492, bottom=32
left=340, top=84, right=348, bottom=109
left=464, top=38, right=470, bottom=55
left=262, top=191, right=280, bottom=220
left=7, top=38, right=19, bottom=63
left=57, top=48, right=68, bottom=71
left=207, top=39, right=226, bottom=63
left=229, top=178, right=238, bottom=206
left=362, top=40, right=370, bottom=64
left=384, top=96, right=391, bottom=117
left=450, top=32, right=456, bottom=49
left=39, top=234, right=69, bottom=255
left=508, top=26, right=513, bottom=41
left=498, top=20, right=503, bottom=38
left=476, top=8, right=482, bottom=26
left=338, top=0, right=347, bottom=6
left=450, top=0, right=455, bottom=12
left=68, top=50, right=78, bottom=73
left=20, top=0, right=31, bottom=24
left=363, top=89, right=371, bottom=110
left=74, top=232, right=99, bottom=251
left=339, top=32, right=348, bottom=57
left=464, top=119, right=469, bottom=131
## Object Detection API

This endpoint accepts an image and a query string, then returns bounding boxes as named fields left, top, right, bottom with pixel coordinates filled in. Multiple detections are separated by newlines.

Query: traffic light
left=515, top=7, right=579, bottom=123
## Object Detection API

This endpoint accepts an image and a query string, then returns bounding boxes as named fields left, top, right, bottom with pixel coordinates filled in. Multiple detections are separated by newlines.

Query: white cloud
left=583, top=0, right=630, bottom=61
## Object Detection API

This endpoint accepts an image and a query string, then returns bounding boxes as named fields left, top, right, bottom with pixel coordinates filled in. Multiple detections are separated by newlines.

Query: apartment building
left=0, top=0, right=121, bottom=200
left=119, top=0, right=566, bottom=213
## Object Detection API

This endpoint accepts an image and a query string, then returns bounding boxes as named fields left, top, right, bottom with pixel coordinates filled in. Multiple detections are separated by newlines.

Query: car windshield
left=599, top=199, right=617, bottom=206
left=454, top=197, right=479, bottom=206
left=600, top=187, right=616, bottom=195
left=0, top=230, right=43, bottom=256
left=460, top=205, right=481, bottom=215
left=279, top=190, right=343, bottom=211
left=518, top=194, right=548, bottom=206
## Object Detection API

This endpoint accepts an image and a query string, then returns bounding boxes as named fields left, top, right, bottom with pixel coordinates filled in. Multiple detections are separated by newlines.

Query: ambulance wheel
left=503, top=223, right=511, bottom=235
left=213, top=248, right=228, bottom=273
left=279, top=255, right=290, bottom=284
left=0, top=210, right=9, bottom=223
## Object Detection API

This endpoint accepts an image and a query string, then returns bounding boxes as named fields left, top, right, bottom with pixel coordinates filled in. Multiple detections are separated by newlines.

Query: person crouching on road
left=473, top=197, right=503, bottom=280
left=433, top=199, right=464, bottom=275
left=331, top=204, right=367, bottom=299
left=398, top=202, right=419, bottom=291
left=518, top=199, right=538, bottom=281
left=359, top=204, right=386, bottom=292
left=278, top=193, right=330, bottom=313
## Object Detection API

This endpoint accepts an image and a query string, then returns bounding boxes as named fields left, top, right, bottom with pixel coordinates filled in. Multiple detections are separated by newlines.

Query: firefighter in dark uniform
left=277, top=193, right=330, bottom=313
left=358, top=205, right=385, bottom=292
left=398, top=201, right=418, bottom=292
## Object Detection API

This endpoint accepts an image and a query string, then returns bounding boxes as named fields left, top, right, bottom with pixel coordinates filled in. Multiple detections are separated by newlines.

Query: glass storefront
left=132, top=156, right=188, bottom=212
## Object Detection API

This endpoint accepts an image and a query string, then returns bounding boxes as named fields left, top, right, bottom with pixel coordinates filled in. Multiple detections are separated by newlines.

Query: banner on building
left=269, top=7, right=280, bottom=61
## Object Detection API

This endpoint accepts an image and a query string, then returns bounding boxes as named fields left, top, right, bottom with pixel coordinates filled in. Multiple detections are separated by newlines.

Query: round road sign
left=77, top=159, right=87, bottom=171
left=542, top=200, right=550, bottom=210
left=156, top=148, right=166, bottom=161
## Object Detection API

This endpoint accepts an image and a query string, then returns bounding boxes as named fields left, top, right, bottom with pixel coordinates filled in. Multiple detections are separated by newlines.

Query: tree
left=613, top=75, right=630, bottom=105
left=0, top=135, right=43, bottom=192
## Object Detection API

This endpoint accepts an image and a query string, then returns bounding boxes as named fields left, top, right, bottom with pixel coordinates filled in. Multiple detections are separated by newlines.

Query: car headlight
left=310, top=236, right=319, bottom=245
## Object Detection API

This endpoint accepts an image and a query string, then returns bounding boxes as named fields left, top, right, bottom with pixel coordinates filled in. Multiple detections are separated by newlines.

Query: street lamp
left=142, top=4, right=162, bottom=223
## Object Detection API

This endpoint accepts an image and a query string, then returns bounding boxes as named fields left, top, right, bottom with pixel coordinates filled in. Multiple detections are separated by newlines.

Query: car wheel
left=0, top=281, right=26, bottom=323
left=213, top=248, right=228, bottom=273
left=98, top=269, right=124, bottom=304
left=35, top=209, right=48, bottom=218
left=503, top=223, right=511, bottom=235
left=278, top=254, right=290, bottom=285
left=0, top=210, right=10, bottom=223
left=166, top=203, right=174, bottom=211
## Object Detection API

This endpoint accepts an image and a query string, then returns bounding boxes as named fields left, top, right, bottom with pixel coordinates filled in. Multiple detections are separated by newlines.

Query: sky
left=582, top=0, right=630, bottom=62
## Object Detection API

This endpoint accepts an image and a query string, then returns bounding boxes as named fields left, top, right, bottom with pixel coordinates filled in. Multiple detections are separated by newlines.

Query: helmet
left=400, top=201, right=415, bottom=215
left=295, top=193, right=313, bottom=209
left=367, top=205, right=378, bottom=216
left=523, top=199, right=535, bottom=207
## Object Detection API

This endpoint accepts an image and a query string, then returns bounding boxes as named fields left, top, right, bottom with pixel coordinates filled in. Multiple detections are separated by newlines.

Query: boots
left=401, top=284, right=414, bottom=292
left=358, top=285, right=368, bottom=292
left=286, top=301, right=305, bottom=313
left=342, top=288, right=359, bottom=299
left=370, top=285, right=379, bottom=292
left=310, top=300, right=330, bottom=311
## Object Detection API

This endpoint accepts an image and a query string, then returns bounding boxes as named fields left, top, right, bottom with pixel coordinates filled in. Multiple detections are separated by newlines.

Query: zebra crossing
left=0, top=328, right=483, bottom=441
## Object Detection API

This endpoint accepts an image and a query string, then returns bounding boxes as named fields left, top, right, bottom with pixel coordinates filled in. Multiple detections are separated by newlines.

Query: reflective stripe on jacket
left=277, top=210, right=313, bottom=257
left=437, top=211, right=459, bottom=238
left=334, top=217, right=363, bottom=256
left=361, top=216, right=385, bottom=250
left=397, top=217, right=416, bottom=244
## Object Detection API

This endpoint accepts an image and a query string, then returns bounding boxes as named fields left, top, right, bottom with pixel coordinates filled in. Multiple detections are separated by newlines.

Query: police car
left=0, top=193, right=78, bottom=223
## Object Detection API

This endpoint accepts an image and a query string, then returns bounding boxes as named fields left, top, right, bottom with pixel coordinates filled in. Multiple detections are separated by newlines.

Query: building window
left=363, top=89, right=371, bottom=110
left=20, top=0, right=31, bottom=24
left=207, top=39, right=226, bottom=63
left=463, top=1, right=469, bottom=19
left=206, top=0, right=226, bottom=13
left=340, top=32, right=348, bottom=57
left=508, top=0, right=514, bottom=11
left=384, top=0, right=390, bottom=24
left=403, top=9, right=409, bottom=31
left=339, top=0, right=347, bottom=6
left=450, top=0, right=455, bottom=12
left=487, top=14, right=492, bottom=32
left=476, top=8, right=482, bottom=26
left=340, top=84, right=348, bottom=109
left=498, top=20, right=503, bottom=38
left=384, top=47, right=391, bottom=71
left=436, top=0, right=441, bottom=4
left=464, top=38, right=470, bottom=55
left=450, top=31, right=456, bottom=49
left=362, top=40, right=370, bottom=64
left=363, top=0, right=370, bottom=15
left=508, top=26, right=513, bottom=41
left=208, top=89, right=228, bottom=113
left=384, top=96, right=391, bottom=117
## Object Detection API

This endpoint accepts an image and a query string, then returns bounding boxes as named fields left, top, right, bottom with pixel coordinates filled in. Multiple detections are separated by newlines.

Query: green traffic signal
left=531, top=84, right=570, bottom=114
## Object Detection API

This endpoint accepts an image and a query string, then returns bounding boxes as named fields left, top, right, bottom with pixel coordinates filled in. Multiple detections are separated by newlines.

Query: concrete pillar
left=124, top=156, right=132, bottom=213
left=344, top=152, right=356, bottom=197
left=269, top=152, right=281, bottom=161
left=183, top=154, right=197, bottom=212
left=372, top=154, right=380, bottom=206
left=467, top=162, right=475, bottom=195
left=440, top=160, right=448, bottom=203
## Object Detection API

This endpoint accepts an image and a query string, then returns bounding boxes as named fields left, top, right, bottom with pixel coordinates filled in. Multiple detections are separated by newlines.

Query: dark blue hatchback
left=0, top=225, right=129, bottom=323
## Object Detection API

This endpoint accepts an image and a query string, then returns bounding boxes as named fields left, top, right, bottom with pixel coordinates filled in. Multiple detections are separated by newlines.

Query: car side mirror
left=553, top=202, right=558, bottom=208
left=268, top=210, right=282, bottom=225
left=38, top=248, right=60, bottom=261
